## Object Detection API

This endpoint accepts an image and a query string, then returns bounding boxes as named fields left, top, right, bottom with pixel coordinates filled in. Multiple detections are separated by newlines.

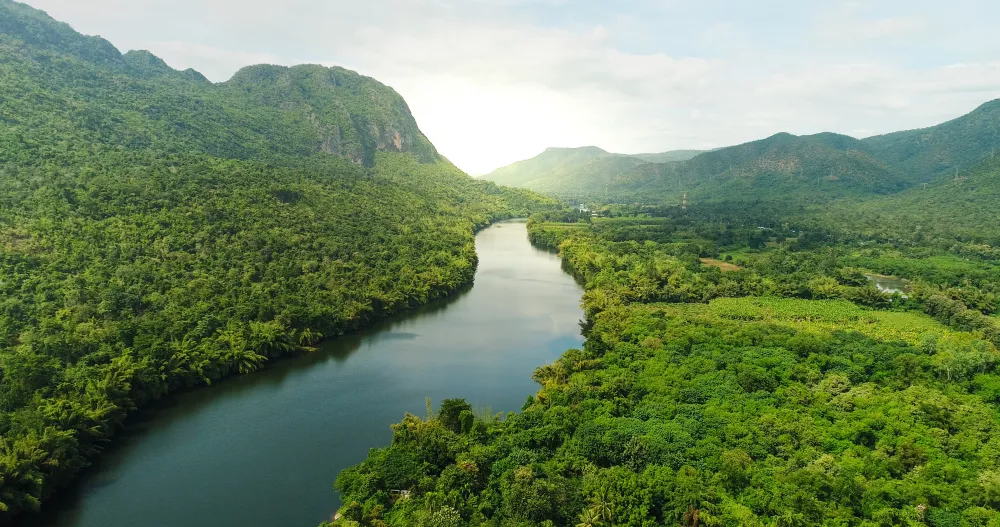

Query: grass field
left=699, top=258, right=743, bottom=272
left=652, top=297, right=987, bottom=347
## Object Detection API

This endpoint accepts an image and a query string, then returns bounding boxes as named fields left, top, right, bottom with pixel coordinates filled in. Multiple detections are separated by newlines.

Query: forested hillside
left=0, top=0, right=434, bottom=165
left=328, top=206, right=1000, bottom=526
left=487, top=134, right=906, bottom=204
left=608, top=132, right=907, bottom=204
left=483, top=147, right=701, bottom=200
left=632, top=150, right=706, bottom=164
left=863, top=99, right=1000, bottom=184
left=0, top=1, right=555, bottom=521
left=812, top=155, right=1000, bottom=252
left=485, top=100, right=1000, bottom=205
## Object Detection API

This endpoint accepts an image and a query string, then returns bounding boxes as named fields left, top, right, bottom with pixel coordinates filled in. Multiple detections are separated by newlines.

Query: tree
left=438, top=399, right=473, bottom=433
left=589, top=486, right=614, bottom=525
left=576, top=507, right=601, bottom=527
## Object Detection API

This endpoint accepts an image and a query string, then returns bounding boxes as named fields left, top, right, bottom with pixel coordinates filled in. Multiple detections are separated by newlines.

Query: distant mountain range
left=483, top=147, right=703, bottom=198
left=484, top=100, right=1000, bottom=204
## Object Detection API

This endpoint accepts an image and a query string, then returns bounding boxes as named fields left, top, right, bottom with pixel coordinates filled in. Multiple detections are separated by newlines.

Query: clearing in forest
left=699, top=257, right=743, bottom=272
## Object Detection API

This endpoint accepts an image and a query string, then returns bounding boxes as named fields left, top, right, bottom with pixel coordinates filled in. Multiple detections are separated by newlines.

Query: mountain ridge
left=0, top=0, right=435, bottom=167
left=484, top=99, right=1000, bottom=204
left=0, top=2, right=557, bottom=521
left=483, top=146, right=703, bottom=198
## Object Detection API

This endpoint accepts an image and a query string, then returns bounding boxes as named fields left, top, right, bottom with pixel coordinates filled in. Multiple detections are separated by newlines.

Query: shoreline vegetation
left=0, top=2, right=558, bottom=520
left=326, top=208, right=1000, bottom=527
left=6, top=2, right=1000, bottom=526
left=0, top=150, right=557, bottom=523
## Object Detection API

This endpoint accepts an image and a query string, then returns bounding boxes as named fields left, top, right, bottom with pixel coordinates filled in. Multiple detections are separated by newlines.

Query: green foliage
left=333, top=294, right=1000, bottom=526
left=0, top=2, right=558, bottom=521
left=332, top=213, right=1000, bottom=527
left=438, top=399, right=473, bottom=434
left=483, top=147, right=700, bottom=201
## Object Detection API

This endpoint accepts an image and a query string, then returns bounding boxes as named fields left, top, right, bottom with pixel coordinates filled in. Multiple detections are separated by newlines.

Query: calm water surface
left=865, top=273, right=911, bottom=296
left=23, top=221, right=584, bottom=527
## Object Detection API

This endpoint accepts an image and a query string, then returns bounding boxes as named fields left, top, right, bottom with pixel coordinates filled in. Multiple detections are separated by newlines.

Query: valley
left=2, top=2, right=1000, bottom=527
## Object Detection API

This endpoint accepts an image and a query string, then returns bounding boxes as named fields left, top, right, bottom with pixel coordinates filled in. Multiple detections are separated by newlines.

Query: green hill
left=507, top=154, right=650, bottom=200
left=631, top=149, right=705, bottom=163
left=518, top=132, right=905, bottom=204
left=0, top=0, right=438, bottom=167
left=863, top=99, right=1000, bottom=183
left=483, top=147, right=701, bottom=199
left=635, top=132, right=907, bottom=204
left=0, top=1, right=554, bottom=521
left=484, top=146, right=617, bottom=188
left=486, top=101, right=1000, bottom=205
left=486, top=134, right=906, bottom=204
left=815, top=155, right=1000, bottom=250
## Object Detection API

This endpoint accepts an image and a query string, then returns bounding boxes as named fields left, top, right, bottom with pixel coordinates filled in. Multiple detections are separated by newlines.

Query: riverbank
left=22, top=221, right=584, bottom=527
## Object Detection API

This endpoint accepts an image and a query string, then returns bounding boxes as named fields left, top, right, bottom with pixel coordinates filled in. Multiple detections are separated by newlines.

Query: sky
left=22, top=0, right=1000, bottom=175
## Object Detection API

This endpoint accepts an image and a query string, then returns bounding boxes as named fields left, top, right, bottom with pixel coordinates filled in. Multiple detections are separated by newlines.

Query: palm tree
left=589, top=486, right=614, bottom=525
left=576, top=507, right=601, bottom=527
left=670, top=467, right=719, bottom=527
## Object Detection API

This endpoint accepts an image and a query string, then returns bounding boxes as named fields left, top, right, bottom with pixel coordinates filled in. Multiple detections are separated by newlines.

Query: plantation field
left=699, top=258, right=743, bottom=272
left=659, top=297, right=988, bottom=347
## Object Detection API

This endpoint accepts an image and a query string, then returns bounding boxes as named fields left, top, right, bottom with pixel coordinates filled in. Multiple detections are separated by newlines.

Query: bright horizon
left=21, top=0, right=1000, bottom=175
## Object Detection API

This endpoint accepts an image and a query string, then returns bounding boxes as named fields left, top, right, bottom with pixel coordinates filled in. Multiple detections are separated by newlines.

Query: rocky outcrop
left=225, top=64, right=438, bottom=166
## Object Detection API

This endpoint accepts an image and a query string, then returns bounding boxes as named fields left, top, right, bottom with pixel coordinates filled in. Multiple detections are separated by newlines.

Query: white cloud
left=149, top=41, right=288, bottom=81
left=19, top=0, right=1000, bottom=174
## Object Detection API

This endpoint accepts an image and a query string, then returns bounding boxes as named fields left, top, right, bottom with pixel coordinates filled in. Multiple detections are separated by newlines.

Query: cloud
left=148, top=41, right=289, bottom=81
left=20, top=0, right=1000, bottom=174
left=817, top=4, right=927, bottom=42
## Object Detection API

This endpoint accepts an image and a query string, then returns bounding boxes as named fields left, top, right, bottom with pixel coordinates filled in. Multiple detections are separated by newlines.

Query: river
left=865, top=273, right=911, bottom=296
left=20, top=220, right=584, bottom=527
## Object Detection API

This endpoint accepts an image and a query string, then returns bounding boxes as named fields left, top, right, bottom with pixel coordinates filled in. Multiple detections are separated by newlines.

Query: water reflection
left=21, top=221, right=584, bottom=527
left=865, top=273, right=911, bottom=296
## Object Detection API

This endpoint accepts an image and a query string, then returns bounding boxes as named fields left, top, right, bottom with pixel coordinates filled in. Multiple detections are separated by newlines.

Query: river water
left=21, top=221, right=584, bottom=527
left=865, top=273, right=911, bottom=296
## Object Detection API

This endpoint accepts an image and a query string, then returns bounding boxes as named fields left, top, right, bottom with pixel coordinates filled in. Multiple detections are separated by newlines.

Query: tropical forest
left=1, top=2, right=1000, bottom=527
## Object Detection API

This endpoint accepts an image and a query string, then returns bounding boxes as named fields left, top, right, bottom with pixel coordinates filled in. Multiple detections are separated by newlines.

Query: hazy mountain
left=483, top=146, right=702, bottom=199
left=631, top=150, right=704, bottom=163
left=621, top=132, right=908, bottom=204
left=485, top=100, right=1000, bottom=204
left=483, top=146, right=616, bottom=188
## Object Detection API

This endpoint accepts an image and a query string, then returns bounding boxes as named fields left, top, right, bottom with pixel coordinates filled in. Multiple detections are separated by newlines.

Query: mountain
left=487, top=101, right=1000, bottom=205
left=488, top=150, right=649, bottom=199
left=663, top=103, right=1000, bottom=204
left=631, top=149, right=705, bottom=163
left=0, top=1, right=555, bottom=521
left=620, top=132, right=908, bottom=204
left=484, top=146, right=617, bottom=188
left=499, top=133, right=905, bottom=203
left=485, top=134, right=904, bottom=204
left=0, top=0, right=437, bottom=167
left=815, top=154, right=1000, bottom=249
left=862, top=98, right=1000, bottom=183
left=483, top=147, right=702, bottom=200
